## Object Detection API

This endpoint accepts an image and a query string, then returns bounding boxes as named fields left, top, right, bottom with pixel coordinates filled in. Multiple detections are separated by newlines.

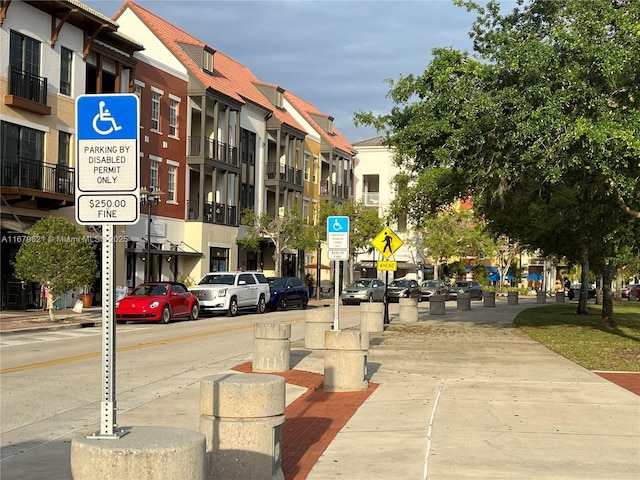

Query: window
left=312, top=156, right=318, bottom=182
left=149, top=157, right=160, bottom=189
left=9, top=31, right=45, bottom=104
left=167, top=162, right=177, bottom=202
left=60, top=47, right=72, bottom=96
left=276, top=89, right=284, bottom=108
left=1, top=122, right=44, bottom=161
left=209, top=247, right=229, bottom=272
left=304, top=152, right=310, bottom=181
left=169, top=97, right=179, bottom=137
left=58, top=131, right=71, bottom=165
left=134, top=80, right=144, bottom=98
left=151, top=90, right=161, bottom=131
left=203, top=49, right=214, bottom=73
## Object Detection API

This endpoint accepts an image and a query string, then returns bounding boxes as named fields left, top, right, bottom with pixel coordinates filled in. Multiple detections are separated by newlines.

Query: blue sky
left=85, top=0, right=493, bottom=143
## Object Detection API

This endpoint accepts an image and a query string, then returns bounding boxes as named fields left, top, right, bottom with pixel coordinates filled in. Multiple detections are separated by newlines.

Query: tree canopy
left=354, top=0, right=640, bottom=325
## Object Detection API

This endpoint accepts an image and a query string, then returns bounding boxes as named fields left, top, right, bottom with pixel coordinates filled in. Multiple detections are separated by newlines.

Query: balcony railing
left=9, top=66, right=47, bottom=105
left=187, top=137, right=238, bottom=167
left=320, top=182, right=347, bottom=199
left=1, top=157, right=74, bottom=195
left=265, top=163, right=303, bottom=186
left=200, top=202, right=237, bottom=226
left=363, top=192, right=379, bottom=206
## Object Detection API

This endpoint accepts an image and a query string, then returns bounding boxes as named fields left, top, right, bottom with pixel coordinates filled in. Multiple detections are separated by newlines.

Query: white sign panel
left=75, top=94, right=140, bottom=225
left=327, top=249, right=349, bottom=261
left=327, top=215, right=350, bottom=250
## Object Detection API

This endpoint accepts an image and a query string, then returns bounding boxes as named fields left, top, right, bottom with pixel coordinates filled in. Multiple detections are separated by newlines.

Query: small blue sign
left=327, top=216, right=349, bottom=233
left=77, top=94, right=139, bottom=140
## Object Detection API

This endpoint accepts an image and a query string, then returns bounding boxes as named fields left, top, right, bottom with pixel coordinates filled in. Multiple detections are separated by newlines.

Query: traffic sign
left=327, top=249, right=349, bottom=261
left=327, top=216, right=349, bottom=250
left=377, top=260, right=397, bottom=271
left=75, top=94, right=140, bottom=225
left=372, top=226, right=403, bottom=258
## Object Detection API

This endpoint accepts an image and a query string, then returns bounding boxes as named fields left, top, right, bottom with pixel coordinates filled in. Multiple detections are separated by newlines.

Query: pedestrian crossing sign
left=372, top=227, right=403, bottom=259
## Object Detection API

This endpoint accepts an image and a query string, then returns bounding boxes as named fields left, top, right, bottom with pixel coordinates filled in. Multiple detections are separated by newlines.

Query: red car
left=116, top=282, right=200, bottom=324
left=628, top=284, right=640, bottom=301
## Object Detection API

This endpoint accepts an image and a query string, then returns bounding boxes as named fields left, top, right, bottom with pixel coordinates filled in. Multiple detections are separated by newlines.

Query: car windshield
left=391, top=280, right=410, bottom=287
left=270, top=278, right=287, bottom=288
left=422, top=281, right=438, bottom=288
left=132, top=284, right=167, bottom=296
left=350, top=279, right=371, bottom=288
left=199, top=274, right=235, bottom=285
left=453, top=282, right=470, bottom=287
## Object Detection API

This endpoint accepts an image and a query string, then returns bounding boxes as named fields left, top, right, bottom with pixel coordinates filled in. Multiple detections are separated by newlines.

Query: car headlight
left=218, top=288, right=227, bottom=297
left=115, top=301, right=120, bottom=308
left=150, top=301, right=160, bottom=308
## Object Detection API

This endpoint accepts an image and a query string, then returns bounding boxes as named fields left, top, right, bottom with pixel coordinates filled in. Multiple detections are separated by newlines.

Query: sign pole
left=384, top=270, right=389, bottom=324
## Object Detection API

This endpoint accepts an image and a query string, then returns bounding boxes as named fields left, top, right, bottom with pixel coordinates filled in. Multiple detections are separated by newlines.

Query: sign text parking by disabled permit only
left=75, top=94, right=140, bottom=225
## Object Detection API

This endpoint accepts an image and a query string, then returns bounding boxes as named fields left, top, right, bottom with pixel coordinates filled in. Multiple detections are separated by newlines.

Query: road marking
left=0, top=327, right=150, bottom=348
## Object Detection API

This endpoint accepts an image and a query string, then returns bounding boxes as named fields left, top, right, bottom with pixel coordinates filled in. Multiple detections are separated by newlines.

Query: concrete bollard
left=360, top=302, right=384, bottom=333
left=200, top=373, right=285, bottom=480
left=536, top=291, right=547, bottom=304
left=71, top=426, right=206, bottom=480
left=456, top=292, right=471, bottom=311
left=507, top=291, right=519, bottom=305
left=483, top=292, right=496, bottom=307
left=429, top=295, right=446, bottom=315
left=556, top=291, right=565, bottom=303
left=305, top=308, right=333, bottom=349
left=324, top=330, right=369, bottom=392
left=253, top=323, right=291, bottom=372
left=397, top=297, right=419, bottom=322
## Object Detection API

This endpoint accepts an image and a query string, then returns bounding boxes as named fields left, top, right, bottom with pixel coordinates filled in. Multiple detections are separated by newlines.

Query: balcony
left=187, top=136, right=238, bottom=168
left=4, top=66, right=51, bottom=115
left=320, top=182, right=348, bottom=202
left=363, top=192, right=379, bottom=206
left=265, top=162, right=303, bottom=190
left=190, top=201, right=237, bottom=226
left=1, top=157, right=74, bottom=208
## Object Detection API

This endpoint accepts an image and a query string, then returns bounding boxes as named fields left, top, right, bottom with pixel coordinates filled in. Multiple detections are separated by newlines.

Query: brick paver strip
left=595, top=372, right=640, bottom=396
left=233, top=362, right=378, bottom=479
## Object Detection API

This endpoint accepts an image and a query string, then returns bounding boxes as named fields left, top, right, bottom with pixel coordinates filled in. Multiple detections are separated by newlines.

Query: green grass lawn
left=514, top=301, right=640, bottom=372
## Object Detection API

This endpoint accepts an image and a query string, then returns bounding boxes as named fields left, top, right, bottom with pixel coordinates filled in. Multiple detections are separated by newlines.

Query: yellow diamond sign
left=372, top=227, right=403, bottom=259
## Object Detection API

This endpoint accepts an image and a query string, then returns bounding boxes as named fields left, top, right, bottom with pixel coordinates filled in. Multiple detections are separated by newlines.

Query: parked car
left=386, top=279, right=421, bottom=303
left=420, top=279, right=449, bottom=301
left=189, top=271, right=270, bottom=316
left=341, top=278, right=386, bottom=305
left=628, top=284, right=640, bottom=301
left=267, top=277, right=309, bottom=310
left=116, top=282, right=199, bottom=324
left=447, top=281, right=483, bottom=300
left=568, top=284, right=596, bottom=300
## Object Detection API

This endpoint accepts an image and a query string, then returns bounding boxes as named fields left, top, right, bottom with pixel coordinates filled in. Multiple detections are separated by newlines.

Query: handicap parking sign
left=75, top=94, right=140, bottom=225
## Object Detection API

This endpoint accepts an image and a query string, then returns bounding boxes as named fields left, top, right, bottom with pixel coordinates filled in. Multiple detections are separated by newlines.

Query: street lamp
left=140, top=186, right=163, bottom=283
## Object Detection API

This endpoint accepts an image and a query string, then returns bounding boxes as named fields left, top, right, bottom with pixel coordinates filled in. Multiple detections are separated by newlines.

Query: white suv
left=189, top=271, right=270, bottom=316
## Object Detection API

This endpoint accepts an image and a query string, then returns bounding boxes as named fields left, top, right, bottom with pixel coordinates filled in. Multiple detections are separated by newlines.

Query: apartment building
left=0, top=0, right=141, bottom=309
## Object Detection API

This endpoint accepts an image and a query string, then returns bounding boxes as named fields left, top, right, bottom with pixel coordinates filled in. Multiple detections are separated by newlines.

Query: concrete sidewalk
left=1, top=298, right=639, bottom=479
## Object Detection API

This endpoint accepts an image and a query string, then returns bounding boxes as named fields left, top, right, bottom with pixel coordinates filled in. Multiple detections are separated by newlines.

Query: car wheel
left=256, top=295, right=266, bottom=314
left=161, top=306, right=171, bottom=324
left=190, top=303, right=199, bottom=320
left=278, top=295, right=288, bottom=311
left=228, top=297, right=238, bottom=317
left=301, top=295, right=308, bottom=310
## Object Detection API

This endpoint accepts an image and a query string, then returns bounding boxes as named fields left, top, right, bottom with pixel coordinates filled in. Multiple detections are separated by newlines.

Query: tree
left=239, top=207, right=315, bottom=277
left=354, top=0, right=640, bottom=325
left=12, top=217, right=98, bottom=320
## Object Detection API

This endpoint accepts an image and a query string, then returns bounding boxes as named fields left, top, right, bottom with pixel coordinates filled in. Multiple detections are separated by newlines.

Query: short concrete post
left=397, top=297, right=419, bottom=322
left=324, top=330, right=369, bottom=392
left=429, top=295, right=446, bottom=315
left=456, top=292, right=471, bottom=311
left=360, top=302, right=384, bottom=333
left=71, top=426, right=206, bottom=480
left=556, top=291, right=565, bottom=303
left=507, top=291, right=519, bottom=305
left=305, top=308, right=333, bottom=349
left=573, top=290, right=581, bottom=302
left=536, top=291, right=547, bottom=304
left=200, top=374, right=285, bottom=480
left=253, top=323, right=291, bottom=372
left=483, top=292, right=496, bottom=307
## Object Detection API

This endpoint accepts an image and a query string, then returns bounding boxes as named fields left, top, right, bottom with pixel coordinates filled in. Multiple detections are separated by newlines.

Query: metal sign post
left=327, top=216, right=349, bottom=330
left=76, top=94, right=139, bottom=439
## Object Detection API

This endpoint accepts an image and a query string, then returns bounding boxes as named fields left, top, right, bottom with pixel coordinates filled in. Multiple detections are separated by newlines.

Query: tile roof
left=114, top=1, right=305, bottom=132
left=283, top=90, right=356, bottom=156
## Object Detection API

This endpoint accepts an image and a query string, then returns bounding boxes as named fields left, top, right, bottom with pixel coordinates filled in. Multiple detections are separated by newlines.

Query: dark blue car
left=267, top=277, right=309, bottom=311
